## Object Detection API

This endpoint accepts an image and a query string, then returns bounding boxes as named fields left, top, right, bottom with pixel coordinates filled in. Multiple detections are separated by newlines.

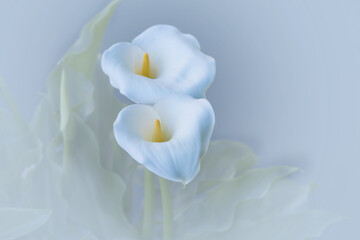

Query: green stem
left=142, top=169, right=155, bottom=240
left=159, top=177, right=173, bottom=240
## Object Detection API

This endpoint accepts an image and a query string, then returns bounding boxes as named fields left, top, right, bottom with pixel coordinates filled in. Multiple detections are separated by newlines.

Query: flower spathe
left=113, top=94, right=215, bottom=184
left=101, top=25, right=216, bottom=104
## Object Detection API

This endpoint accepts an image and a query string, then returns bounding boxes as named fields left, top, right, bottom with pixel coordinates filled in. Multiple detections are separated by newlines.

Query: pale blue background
left=0, top=0, right=359, bottom=239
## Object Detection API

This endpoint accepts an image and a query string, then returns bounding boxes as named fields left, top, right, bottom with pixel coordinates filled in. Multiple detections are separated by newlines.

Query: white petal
left=102, top=25, right=215, bottom=104
left=135, top=25, right=216, bottom=99
left=113, top=94, right=215, bottom=184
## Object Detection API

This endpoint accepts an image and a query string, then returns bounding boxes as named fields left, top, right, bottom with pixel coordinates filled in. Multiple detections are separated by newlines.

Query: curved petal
left=102, top=25, right=215, bottom=104
left=113, top=94, right=215, bottom=184
left=133, top=25, right=216, bottom=101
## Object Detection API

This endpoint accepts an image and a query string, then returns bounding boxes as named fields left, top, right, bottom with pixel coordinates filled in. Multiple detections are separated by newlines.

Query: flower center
left=151, top=119, right=172, bottom=142
left=153, top=119, right=164, bottom=142
left=141, top=53, right=150, bottom=77
left=139, top=52, right=156, bottom=79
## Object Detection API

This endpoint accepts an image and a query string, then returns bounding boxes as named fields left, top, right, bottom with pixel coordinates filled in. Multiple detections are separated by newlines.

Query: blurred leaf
left=0, top=208, right=51, bottom=240
left=21, top=154, right=84, bottom=240
left=0, top=76, right=28, bottom=132
left=0, top=0, right=339, bottom=239
left=60, top=72, right=138, bottom=239
left=174, top=166, right=298, bottom=239
left=37, top=0, right=120, bottom=131
left=223, top=179, right=341, bottom=240
left=87, top=56, right=125, bottom=171
left=170, top=140, right=257, bottom=223
left=0, top=109, right=40, bottom=205
left=206, top=209, right=340, bottom=240
left=22, top=1, right=124, bottom=239
left=199, top=140, right=257, bottom=180
left=64, top=0, right=120, bottom=79
left=61, top=111, right=138, bottom=239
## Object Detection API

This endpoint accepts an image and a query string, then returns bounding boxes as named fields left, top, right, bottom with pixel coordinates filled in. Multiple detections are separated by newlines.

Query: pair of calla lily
left=102, top=25, right=215, bottom=185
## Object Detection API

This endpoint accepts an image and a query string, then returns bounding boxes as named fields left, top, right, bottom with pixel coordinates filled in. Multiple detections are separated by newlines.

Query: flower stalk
left=159, top=177, right=173, bottom=240
left=154, top=119, right=174, bottom=240
left=142, top=168, right=155, bottom=240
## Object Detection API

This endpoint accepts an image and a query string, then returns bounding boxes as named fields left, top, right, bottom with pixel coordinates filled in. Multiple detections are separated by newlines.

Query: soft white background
left=0, top=0, right=358, bottom=239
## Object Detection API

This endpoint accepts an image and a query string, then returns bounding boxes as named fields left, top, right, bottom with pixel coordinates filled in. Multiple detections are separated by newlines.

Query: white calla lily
left=101, top=25, right=215, bottom=104
left=113, top=94, right=215, bottom=184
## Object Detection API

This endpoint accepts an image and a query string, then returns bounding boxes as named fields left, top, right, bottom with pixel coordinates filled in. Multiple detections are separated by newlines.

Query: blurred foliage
left=0, top=0, right=339, bottom=239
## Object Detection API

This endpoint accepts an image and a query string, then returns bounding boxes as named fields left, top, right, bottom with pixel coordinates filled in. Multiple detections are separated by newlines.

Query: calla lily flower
left=101, top=25, right=216, bottom=104
left=113, top=94, right=215, bottom=184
